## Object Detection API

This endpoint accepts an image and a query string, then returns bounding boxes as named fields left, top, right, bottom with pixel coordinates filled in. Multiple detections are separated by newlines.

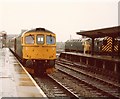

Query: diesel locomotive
left=65, top=36, right=120, bottom=56
left=9, top=28, right=56, bottom=75
left=65, top=38, right=91, bottom=53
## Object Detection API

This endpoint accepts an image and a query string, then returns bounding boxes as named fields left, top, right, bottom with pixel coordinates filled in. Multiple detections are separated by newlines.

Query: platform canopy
left=76, top=26, right=120, bottom=38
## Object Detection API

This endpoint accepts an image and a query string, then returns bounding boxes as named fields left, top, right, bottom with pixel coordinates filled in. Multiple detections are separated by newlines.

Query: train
left=65, top=36, right=120, bottom=56
left=65, top=38, right=91, bottom=53
left=9, top=28, right=56, bottom=75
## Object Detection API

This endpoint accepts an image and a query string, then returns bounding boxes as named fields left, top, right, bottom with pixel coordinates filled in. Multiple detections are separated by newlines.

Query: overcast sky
left=0, top=0, right=119, bottom=42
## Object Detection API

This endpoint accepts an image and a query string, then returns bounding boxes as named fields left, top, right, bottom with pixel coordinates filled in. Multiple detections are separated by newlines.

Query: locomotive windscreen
left=25, top=35, right=34, bottom=44
left=46, top=35, right=55, bottom=44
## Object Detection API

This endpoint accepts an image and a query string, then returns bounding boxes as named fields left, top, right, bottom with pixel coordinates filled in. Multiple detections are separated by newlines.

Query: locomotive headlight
left=49, top=60, right=55, bottom=66
left=26, top=59, right=33, bottom=67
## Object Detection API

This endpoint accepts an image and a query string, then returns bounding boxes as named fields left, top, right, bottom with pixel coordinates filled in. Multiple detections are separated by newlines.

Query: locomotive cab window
left=25, top=35, right=34, bottom=44
left=36, top=35, right=44, bottom=44
left=46, top=35, right=55, bottom=44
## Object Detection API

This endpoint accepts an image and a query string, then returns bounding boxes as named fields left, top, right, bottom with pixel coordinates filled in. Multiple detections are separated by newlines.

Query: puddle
left=19, top=81, right=34, bottom=86
left=14, top=63, right=19, bottom=66
left=19, top=77, right=31, bottom=81
left=14, top=66, right=26, bottom=74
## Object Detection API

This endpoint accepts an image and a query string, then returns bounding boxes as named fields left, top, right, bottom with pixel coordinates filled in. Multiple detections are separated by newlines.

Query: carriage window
left=46, top=35, right=55, bottom=44
left=25, top=35, right=34, bottom=44
left=36, top=35, right=44, bottom=44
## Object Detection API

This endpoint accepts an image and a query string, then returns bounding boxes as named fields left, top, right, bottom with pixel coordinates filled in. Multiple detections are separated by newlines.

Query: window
left=46, top=35, right=55, bottom=44
left=36, top=35, right=44, bottom=44
left=25, top=35, right=34, bottom=44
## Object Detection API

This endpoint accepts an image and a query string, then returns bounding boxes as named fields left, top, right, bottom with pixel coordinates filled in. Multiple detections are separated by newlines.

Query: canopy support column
left=112, top=37, right=115, bottom=58
left=91, top=38, right=94, bottom=55
left=118, top=39, right=120, bottom=58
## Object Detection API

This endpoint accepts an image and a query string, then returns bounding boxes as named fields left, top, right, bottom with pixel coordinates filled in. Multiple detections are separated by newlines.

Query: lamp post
left=0, top=31, right=7, bottom=48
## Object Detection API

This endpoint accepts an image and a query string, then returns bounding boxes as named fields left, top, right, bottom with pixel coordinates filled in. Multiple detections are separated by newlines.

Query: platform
left=62, top=52, right=120, bottom=62
left=0, top=48, right=47, bottom=98
left=60, top=52, right=120, bottom=74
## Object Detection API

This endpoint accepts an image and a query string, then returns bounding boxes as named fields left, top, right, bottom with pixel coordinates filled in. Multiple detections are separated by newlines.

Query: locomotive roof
left=20, top=28, right=55, bottom=36
left=26, top=28, right=54, bottom=33
left=76, top=26, right=120, bottom=38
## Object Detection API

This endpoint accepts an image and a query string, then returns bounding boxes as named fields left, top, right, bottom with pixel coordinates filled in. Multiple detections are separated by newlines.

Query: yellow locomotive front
left=21, top=28, right=56, bottom=75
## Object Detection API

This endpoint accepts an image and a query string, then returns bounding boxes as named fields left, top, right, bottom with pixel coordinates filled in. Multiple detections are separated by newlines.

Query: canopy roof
left=76, top=26, right=120, bottom=38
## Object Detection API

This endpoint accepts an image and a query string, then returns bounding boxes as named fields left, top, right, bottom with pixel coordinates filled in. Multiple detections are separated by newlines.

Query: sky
left=0, top=0, right=119, bottom=42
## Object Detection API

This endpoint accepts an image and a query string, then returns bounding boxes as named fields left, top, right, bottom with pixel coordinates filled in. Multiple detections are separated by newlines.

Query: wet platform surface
left=0, top=48, right=47, bottom=98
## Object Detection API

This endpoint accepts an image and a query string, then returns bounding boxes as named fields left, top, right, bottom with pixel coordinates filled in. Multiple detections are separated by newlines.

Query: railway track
left=56, top=59, right=120, bottom=98
left=57, top=58, right=119, bottom=82
left=57, top=58, right=120, bottom=86
left=34, top=75, right=80, bottom=98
